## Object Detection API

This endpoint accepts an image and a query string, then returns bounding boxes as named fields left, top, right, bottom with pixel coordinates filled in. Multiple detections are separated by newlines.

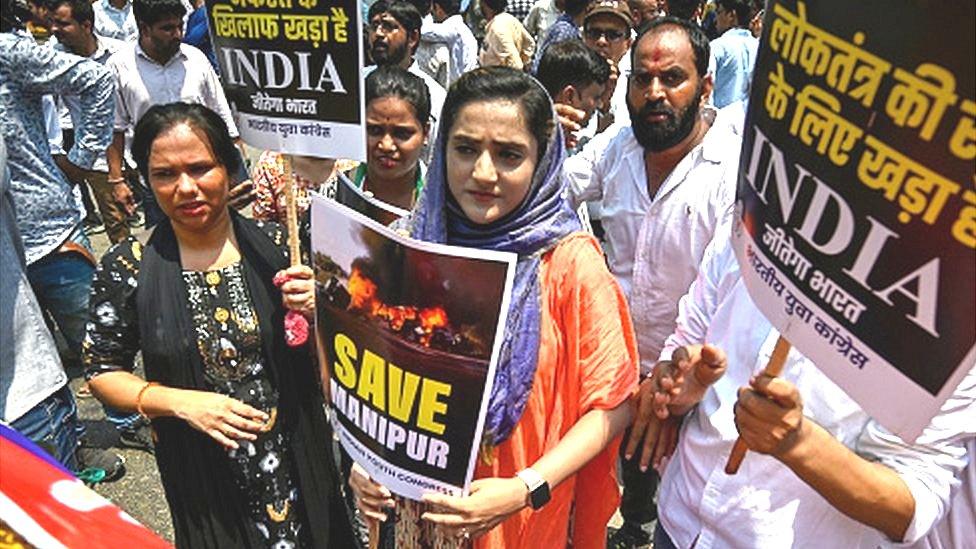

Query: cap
left=584, top=0, right=634, bottom=28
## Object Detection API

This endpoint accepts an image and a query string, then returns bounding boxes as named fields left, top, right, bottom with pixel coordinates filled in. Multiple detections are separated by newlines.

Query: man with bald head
left=565, top=15, right=742, bottom=548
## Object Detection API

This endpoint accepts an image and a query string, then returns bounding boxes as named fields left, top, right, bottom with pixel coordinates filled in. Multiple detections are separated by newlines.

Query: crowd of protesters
left=1, top=0, right=973, bottom=548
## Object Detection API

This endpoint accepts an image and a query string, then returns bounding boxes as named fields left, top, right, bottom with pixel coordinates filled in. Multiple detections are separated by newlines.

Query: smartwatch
left=515, top=467, right=551, bottom=510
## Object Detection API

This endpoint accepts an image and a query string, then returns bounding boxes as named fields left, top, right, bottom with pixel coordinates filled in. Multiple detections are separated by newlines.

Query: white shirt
left=567, top=106, right=739, bottom=373
left=608, top=52, right=631, bottom=126
left=93, top=0, right=138, bottom=42
left=657, top=224, right=976, bottom=548
left=416, top=15, right=450, bottom=88
left=628, top=106, right=740, bottom=373
left=54, top=35, right=125, bottom=173
left=108, top=42, right=239, bottom=137
left=907, top=439, right=974, bottom=549
left=566, top=124, right=649, bottom=299
left=421, top=14, right=478, bottom=86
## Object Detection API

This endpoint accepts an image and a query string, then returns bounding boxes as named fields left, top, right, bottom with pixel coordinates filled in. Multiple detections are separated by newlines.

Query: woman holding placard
left=82, top=103, right=354, bottom=548
left=347, top=67, right=639, bottom=548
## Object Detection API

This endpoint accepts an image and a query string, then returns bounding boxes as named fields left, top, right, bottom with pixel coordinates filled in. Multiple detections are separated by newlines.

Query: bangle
left=136, top=381, right=160, bottom=419
left=107, top=177, right=127, bottom=185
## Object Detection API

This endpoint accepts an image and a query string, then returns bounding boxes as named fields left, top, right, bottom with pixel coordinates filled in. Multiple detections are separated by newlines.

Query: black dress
left=84, top=216, right=355, bottom=548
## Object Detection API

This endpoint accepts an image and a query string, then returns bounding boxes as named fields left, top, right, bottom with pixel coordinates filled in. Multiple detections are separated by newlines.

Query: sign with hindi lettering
left=206, top=0, right=366, bottom=160
left=310, top=195, right=516, bottom=499
left=733, top=0, right=975, bottom=440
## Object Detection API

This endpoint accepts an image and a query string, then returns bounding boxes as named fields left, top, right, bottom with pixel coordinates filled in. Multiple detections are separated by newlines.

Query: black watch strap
left=516, top=468, right=551, bottom=510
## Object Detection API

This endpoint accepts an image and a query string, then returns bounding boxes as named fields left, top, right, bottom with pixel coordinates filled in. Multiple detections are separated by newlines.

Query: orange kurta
left=473, top=232, right=640, bottom=549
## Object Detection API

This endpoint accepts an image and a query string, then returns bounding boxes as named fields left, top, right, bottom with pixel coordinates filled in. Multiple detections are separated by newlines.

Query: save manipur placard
left=310, top=195, right=516, bottom=499
left=733, top=0, right=975, bottom=440
left=205, top=0, right=366, bottom=160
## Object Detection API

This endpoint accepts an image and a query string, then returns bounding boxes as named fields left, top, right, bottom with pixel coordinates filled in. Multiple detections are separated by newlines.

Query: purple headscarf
left=410, top=80, right=582, bottom=446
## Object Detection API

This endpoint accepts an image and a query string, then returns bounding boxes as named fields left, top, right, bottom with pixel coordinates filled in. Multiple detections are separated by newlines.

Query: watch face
left=530, top=482, right=551, bottom=510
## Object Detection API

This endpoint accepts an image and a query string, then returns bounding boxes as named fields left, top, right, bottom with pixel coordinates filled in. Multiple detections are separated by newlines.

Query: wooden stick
left=282, top=153, right=300, bottom=267
left=724, top=335, right=792, bottom=475
left=368, top=521, right=379, bottom=549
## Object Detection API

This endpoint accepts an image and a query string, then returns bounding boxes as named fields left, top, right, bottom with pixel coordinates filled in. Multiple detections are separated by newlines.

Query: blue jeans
left=26, top=232, right=94, bottom=359
left=26, top=232, right=141, bottom=432
left=11, top=385, right=80, bottom=471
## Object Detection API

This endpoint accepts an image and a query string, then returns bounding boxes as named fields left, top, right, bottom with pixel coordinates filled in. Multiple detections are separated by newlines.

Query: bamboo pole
left=724, top=336, right=792, bottom=474
left=283, top=154, right=300, bottom=267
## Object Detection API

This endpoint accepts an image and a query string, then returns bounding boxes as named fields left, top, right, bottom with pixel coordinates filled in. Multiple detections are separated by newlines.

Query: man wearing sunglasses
left=582, top=0, right=634, bottom=131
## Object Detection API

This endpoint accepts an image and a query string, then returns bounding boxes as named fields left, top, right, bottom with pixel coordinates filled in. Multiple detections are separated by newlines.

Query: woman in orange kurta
left=349, top=67, right=639, bottom=548
left=470, top=232, right=638, bottom=549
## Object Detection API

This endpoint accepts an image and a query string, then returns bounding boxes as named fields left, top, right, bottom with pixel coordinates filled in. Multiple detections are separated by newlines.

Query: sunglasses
left=584, top=27, right=628, bottom=42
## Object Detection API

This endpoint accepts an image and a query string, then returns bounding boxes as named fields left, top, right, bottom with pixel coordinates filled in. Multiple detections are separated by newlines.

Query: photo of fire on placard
left=309, top=195, right=516, bottom=500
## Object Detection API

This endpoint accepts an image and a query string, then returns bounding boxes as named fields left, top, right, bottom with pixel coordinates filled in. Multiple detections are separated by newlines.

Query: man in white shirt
left=365, top=0, right=447, bottom=159
left=409, top=0, right=452, bottom=89
left=635, top=222, right=976, bottom=548
left=423, top=0, right=478, bottom=86
left=565, top=16, right=734, bottom=548
left=106, top=0, right=244, bottom=227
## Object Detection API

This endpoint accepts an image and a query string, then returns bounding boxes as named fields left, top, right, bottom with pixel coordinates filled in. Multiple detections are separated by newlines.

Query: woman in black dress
left=83, top=103, right=354, bottom=548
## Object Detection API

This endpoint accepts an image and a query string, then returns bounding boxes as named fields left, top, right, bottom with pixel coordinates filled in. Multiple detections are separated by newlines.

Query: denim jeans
left=26, top=231, right=94, bottom=359
left=26, top=231, right=141, bottom=432
left=11, top=385, right=80, bottom=471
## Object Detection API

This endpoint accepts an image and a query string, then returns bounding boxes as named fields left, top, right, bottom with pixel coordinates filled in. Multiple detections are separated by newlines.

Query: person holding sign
left=83, top=103, right=355, bottom=548
left=633, top=223, right=976, bottom=548
left=348, top=67, right=639, bottom=548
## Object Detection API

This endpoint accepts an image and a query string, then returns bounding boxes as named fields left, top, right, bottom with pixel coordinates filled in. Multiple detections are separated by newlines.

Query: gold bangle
left=136, top=381, right=160, bottom=420
left=107, top=177, right=127, bottom=185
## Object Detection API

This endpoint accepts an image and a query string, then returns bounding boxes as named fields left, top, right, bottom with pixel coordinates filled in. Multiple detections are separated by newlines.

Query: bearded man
left=364, top=0, right=446, bottom=160
left=564, top=17, right=740, bottom=546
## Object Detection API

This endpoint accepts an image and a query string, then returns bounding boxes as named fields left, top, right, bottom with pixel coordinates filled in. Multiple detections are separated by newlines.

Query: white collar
left=135, top=41, right=186, bottom=66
